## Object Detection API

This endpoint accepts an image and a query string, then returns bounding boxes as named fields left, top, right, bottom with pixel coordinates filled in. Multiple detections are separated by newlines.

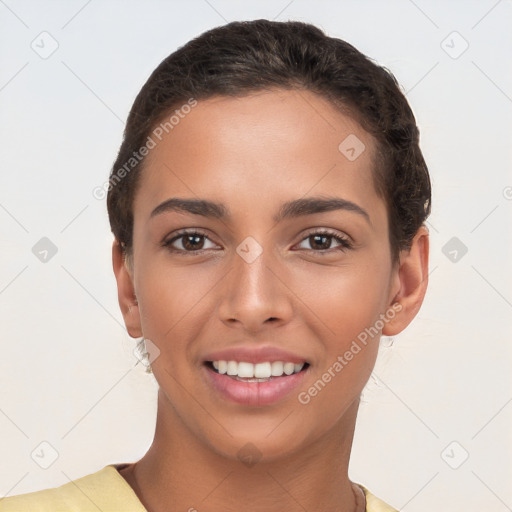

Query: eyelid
left=300, top=227, right=352, bottom=243
left=295, top=227, right=353, bottom=251
left=162, top=228, right=221, bottom=252
left=162, top=227, right=353, bottom=254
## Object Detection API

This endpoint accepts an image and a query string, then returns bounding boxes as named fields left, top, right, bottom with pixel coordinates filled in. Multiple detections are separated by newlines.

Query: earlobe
left=382, top=226, right=429, bottom=336
left=112, top=240, right=142, bottom=338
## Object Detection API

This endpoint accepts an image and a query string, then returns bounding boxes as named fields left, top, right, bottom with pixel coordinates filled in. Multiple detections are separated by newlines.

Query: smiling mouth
left=204, top=360, right=310, bottom=382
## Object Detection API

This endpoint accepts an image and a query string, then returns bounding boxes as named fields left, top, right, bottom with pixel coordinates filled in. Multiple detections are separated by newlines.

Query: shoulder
left=357, top=483, right=400, bottom=512
left=0, top=465, right=146, bottom=512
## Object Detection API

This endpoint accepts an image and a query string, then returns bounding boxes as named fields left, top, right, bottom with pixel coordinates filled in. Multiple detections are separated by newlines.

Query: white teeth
left=271, top=361, right=284, bottom=376
left=254, top=362, right=272, bottom=378
left=283, top=362, right=295, bottom=375
left=218, top=361, right=227, bottom=374
left=227, top=361, right=238, bottom=376
left=210, top=360, right=305, bottom=378
left=237, top=362, right=254, bottom=378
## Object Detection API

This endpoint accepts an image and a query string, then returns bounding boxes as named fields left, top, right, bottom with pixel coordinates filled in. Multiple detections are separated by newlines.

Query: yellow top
left=0, top=464, right=398, bottom=511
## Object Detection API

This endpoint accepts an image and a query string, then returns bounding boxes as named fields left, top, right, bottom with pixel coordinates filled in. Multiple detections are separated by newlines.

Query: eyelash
left=162, top=228, right=353, bottom=255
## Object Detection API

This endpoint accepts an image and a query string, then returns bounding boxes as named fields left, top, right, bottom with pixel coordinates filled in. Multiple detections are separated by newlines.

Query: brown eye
left=181, top=234, right=205, bottom=251
left=164, top=231, right=218, bottom=253
left=296, top=230, right=352, bottom=253
left=309, top=234, right=333, bottom=250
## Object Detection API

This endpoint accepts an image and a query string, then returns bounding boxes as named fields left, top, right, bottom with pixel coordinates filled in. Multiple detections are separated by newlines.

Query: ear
left=112, top=239, right=142, bottom=338
left=383, top=226, right=429, bottom=336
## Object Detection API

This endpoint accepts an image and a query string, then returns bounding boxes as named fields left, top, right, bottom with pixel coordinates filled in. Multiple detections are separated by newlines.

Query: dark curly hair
left=107, top=19, right=431, bottom=264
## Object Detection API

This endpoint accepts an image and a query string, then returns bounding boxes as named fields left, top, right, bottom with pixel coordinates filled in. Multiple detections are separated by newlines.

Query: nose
left=217, top=243, right=294, bottom=333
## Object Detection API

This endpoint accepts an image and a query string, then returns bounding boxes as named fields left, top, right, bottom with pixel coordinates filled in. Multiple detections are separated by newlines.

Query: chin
left=202, top=424, right=310, bottom=466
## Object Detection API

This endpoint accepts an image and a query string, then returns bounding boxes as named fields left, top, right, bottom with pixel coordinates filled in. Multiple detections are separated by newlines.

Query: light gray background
left=1, top=1, right=511, bottom=510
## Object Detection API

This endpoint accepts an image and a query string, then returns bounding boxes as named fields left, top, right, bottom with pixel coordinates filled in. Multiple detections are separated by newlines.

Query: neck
left=123, top=390, right=364, bottom=512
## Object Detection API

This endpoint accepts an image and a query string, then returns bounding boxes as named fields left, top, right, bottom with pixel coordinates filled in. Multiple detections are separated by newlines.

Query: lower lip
left=202, top=364, right=309, bottom=406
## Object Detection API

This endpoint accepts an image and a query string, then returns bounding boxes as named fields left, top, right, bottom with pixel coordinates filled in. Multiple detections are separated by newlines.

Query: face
left=117, top=89, right=417, bottom=463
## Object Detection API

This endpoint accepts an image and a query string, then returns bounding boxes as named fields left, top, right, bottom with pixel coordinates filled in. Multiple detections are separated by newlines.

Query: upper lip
left=204, top=346, right=308, bottom=364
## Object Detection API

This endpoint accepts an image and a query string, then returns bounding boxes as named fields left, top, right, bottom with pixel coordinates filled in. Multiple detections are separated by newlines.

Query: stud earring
left=136, top=337, right=153, bottom=374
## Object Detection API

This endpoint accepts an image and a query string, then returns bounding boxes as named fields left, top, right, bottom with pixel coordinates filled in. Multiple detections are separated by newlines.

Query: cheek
left=290, top=262, right=387, bottom=404
left=291, top=260, right=389, bottom=345
left=136, top=253, right=390, bottom=357
left=134, top=259, right=213, bottom=346
left=292, top=267, right=385, bottom=425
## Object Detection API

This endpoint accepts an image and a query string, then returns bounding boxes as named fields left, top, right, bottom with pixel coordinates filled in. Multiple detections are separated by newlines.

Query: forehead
left=134, top=89, right=384, bottom=225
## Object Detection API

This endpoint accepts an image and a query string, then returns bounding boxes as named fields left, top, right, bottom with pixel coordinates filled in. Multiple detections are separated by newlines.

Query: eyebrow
left=150, top=196, right=371, bottom=224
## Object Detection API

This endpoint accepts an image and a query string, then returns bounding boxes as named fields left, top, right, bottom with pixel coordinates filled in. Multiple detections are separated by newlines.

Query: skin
left=112, top=89, right=429, bottom=512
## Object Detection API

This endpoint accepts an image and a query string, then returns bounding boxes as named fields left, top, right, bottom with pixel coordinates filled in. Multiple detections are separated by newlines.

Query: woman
left=1, top=19, right=430, bottom=512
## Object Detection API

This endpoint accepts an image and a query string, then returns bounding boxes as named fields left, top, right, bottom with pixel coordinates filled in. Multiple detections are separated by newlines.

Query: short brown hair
left=107, top=19, right=431, bottom=263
